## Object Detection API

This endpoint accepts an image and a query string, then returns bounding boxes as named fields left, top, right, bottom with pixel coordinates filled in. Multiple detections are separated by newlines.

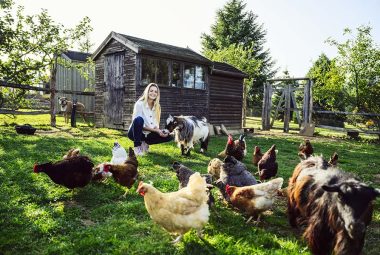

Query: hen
left=298, top=139, right=313, bottom=160
left=172, top=162, right=215, bottom=208
left=62, top=148, right=80, bottom=159
left=226, top=177, right=284, bottom=223
left=252, top=146, right=263, bottom=166
left=257, top=144, right=278, bottom=181
left=137, top=172, right=209, bottom=243
left=216, top=155, right=257, bottom=201
left=207, top=158, right=223, bottom=180
left=34, top=154, right=94, bottom=189
left=111, top=141, right=127, bottom=164
left=218, top=134, right=246, bottom=161
left=93, top=147, right=138, bottom=196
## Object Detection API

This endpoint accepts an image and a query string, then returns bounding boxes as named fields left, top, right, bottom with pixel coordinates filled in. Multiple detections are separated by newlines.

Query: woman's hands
left=154, top=127, right=168, bottom=137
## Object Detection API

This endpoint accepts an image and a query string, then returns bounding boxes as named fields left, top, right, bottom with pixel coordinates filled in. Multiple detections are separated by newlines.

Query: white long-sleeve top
left=130, top=100, right=158, bottom=134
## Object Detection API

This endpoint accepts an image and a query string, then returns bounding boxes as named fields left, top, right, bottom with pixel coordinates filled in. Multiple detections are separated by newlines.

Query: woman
left=128, top=83, right=172, bottom=156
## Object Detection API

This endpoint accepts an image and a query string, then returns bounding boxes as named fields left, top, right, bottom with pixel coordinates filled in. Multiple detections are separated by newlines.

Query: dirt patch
left=374, top=174, right=380, bottom=184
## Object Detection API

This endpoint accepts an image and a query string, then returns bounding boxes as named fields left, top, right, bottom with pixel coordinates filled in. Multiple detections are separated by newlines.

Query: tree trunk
left=50, top=58, right=57, bottom=127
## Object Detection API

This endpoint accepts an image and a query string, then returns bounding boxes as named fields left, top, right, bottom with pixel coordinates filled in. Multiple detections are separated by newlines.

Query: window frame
left=140, top=55, right=207, bottom=90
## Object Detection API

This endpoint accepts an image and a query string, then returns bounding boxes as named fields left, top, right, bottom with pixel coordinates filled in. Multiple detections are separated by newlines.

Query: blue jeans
left=127, top=116, right=173, bottom=147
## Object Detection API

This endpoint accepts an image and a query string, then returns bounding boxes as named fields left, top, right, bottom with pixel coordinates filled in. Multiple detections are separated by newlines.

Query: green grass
left=1, top=114, right=379, bottom=254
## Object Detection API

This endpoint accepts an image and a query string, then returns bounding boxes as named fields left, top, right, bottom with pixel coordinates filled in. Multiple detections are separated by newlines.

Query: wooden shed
left=92, top=32, right=247, bottom=130
left=56, top=50, right=95, bottom=112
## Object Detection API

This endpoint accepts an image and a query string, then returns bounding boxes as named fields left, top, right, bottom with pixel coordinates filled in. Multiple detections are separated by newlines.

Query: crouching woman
left=128, top=83, right=172, bottom=156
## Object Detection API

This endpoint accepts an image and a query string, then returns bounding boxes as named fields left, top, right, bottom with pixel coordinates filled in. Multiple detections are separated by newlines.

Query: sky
left=14, top=0, right=380, bottom=77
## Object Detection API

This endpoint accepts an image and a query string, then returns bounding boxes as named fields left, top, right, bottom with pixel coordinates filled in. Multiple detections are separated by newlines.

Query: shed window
left=141, top=57, right=206, bottom=90
left=141, top=57, right=169, bottom=86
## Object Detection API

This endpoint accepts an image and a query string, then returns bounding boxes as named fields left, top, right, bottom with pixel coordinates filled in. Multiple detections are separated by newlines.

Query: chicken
left=252, top=146, right=263, bottom=166
left=257, top=144, right=278, bottom=181
left=207, top=158, right=223, bottom=180
left=93, top=147, right=138, bottom=196
left=218, top=134, right=246, bottom=161
left=62, top=148, right=80, bottom=159
left=33, top=155, right=94, bottom=189
left=111, top=141, right=127, bottom=164
left=216, top=155, right=257, bottom=201
left=172, top=162, right=215, bottom=208
left=226, top=177, right=284, bottom=223
left=328, top=151, right=339, bottom=167
left=137, top=172, right=210, bottom=243
left=298, top=139, right=314, bottom=160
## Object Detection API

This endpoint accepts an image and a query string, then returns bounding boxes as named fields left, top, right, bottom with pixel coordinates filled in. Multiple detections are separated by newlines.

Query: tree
left=307, top=53, right=345, bottom=111
left=326, top=26, right=380, bottom=113
left=0, top=0, right=93, bottom=126
left=201, top=0, right=276, bottom=111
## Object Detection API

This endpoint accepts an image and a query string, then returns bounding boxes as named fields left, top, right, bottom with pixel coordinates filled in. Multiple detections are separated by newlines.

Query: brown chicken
left=298, top=139, right=314, bottom=160
left=137, top=172, right=210, bottom=243
left=252, top=146, right=263, bottom=166
left=34, top=155, right=94, bottom=189
left=218, top=134, right=246, bottom=161
left=328, top=152, right=339, bottom=166
left=62, top=148, right=81, bottom=159
left=257, top=145, right=278, bottom=181
left=93, top=147, right=138, bottom=196
left=226, top=177, right=284, bottom=223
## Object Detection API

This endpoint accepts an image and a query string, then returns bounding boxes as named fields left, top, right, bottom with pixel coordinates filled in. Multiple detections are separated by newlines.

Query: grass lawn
left=0, top=114, right=379, bottom=254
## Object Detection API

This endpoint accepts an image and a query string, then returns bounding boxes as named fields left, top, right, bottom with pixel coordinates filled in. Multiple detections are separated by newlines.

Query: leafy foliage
left=0, top=1, right=93, bottom=123
left=201, top=0, right=276, bottom=109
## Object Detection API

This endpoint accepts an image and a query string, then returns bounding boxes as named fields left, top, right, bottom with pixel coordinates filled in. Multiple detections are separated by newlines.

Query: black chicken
left=34, top=155, right=94, bottom=189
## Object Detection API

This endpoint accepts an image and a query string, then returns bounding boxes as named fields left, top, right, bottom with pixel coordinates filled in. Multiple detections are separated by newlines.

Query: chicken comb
left=33, top=163, right=39, bottom=173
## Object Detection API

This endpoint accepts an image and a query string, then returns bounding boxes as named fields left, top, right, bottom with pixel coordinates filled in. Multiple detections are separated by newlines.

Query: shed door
left=104, top=52, right=124, bottom=128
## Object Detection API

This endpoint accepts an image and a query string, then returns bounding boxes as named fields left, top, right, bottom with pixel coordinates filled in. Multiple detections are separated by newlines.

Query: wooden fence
left=0, top=80, right=94, bottom=115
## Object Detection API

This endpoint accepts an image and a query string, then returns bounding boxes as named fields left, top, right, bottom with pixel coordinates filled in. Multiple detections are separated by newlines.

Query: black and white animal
left=58, top=97, right=86, bottom=124
left=287, top=156, right=380, bottom=255
left=165, top=115, right=209, bottom=156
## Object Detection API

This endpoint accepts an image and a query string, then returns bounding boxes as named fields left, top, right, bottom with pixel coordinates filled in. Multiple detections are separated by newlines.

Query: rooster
left=172, top=162, right=215, bottom=208
left=298, top=139, right=313, bottom=160
left=257, top=145, right=278, bottom=182
left=218, top=134, right=246, bottom=161
left=34, top=155, right=94, bottom=189
left=137, top=172, right=209, bottom=243
left=207, top=158, right=223, bottom=180
left=93, top=147, right=138, bottom=196
left=226, top=177, right=284, bottom=223
left=216, top=155, right=257, bottom=201
left=252, top=146, right=263, bottom=166
left=111, top=141, right=127, bottom=164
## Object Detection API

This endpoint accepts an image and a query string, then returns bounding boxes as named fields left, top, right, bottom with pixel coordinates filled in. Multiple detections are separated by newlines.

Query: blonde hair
left=136, top=83, right=161, bottom=124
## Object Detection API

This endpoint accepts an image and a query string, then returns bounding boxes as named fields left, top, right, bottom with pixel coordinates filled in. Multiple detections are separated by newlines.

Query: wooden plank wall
left=208, top=75, right=243, bottom=129
left=136, top=85, right=209, bottom=128
left=56, top=60, right=94, bottom=112
left=94, top=39, right=136, bottom=129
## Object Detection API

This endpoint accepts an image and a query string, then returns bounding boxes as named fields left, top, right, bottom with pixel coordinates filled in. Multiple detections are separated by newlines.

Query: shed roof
left=92, top=32, right=212, bottom=65
left=212, top=61, right=248, bottom=78
left=62, top=50, right=91, bottom=62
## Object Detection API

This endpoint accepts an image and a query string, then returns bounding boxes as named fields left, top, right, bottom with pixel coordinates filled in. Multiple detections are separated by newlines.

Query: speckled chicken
left=216, top=155, right=257, bottom=201
left=207, top=158, right=223, bottom=180
left=257, top=144, right=278, bottom=181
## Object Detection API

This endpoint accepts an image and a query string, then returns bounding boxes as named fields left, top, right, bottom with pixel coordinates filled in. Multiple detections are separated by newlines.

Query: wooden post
left=242, top=83, right=247, bottom=128
left=308, top=80, right=313, bottom=124
left=284, top=84, right=291, bottom=132
left=262, top=82, right=272, bottom=130
left=71, top=98, right=77, bottom=127
left=303, top=80, right=310, bottom=125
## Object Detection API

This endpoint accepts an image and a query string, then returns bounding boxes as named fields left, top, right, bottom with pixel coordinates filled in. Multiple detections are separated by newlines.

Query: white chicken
left=111, top=141, right=127, bottom=164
